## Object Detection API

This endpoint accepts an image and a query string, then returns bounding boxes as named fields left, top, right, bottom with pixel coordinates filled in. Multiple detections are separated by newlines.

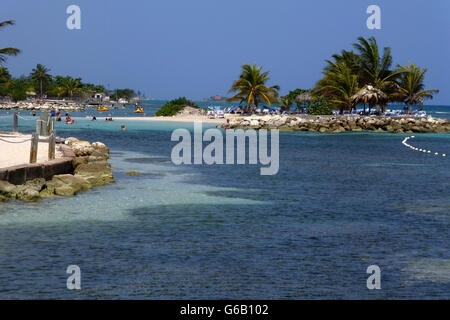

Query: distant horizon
left=2, top=0, right=449, bottom=104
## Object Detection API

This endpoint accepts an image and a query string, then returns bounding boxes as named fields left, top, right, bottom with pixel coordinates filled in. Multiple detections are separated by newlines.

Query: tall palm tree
left=228, top=63, right=280, bottom=112
left=315, top=62, right=359, bottom=114
left=394, top=62, right=439, bottom=113
left=30, top=64, right=51, bottom=97
left=352, top=36, right=402, bottom=112
left=0, top=20, right=20, bottom=64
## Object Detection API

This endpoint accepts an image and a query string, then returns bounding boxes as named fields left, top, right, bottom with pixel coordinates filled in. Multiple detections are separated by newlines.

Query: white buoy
left=435, top=153, right=439, bottom=155
left=443, top=154, right=447, bottom=157
left=427, top=151, right=431, bottom=153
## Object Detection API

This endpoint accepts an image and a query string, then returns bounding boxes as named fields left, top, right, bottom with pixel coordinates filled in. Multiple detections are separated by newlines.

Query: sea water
left=0, top=105, right=448, bottom=299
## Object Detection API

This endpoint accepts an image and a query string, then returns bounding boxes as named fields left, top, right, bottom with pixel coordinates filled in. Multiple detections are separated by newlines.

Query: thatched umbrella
left=295, top=92, right=312, bottom=113
left=295, top=92, right=312, bottom=105
left=350, top=85, right=387, bottom=114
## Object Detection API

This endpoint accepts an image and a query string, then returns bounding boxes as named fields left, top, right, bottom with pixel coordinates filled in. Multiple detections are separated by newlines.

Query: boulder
left=0, top=180, right=18, bottom=201
left=71, top=141, right=94, bottom=156
left=42, top=174, right=91, bottom=197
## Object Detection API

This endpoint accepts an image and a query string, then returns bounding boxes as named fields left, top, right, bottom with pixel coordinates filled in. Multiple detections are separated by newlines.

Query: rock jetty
left=220, top=115, right=450, bottom=133
left=0, top=139, right=114, bottom=202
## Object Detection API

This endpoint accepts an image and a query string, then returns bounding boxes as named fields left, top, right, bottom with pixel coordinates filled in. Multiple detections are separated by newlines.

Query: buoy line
left=402, top=136, right=446, bottom=157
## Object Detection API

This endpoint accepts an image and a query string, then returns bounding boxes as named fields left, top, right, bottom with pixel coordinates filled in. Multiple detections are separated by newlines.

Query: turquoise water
left=0, top=105, right=449, bottom=299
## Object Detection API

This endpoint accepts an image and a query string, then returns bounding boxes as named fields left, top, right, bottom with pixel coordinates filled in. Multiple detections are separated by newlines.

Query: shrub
left=155, top=97, right=197, bottom=117
left=307, top=97, right=333, bottom=115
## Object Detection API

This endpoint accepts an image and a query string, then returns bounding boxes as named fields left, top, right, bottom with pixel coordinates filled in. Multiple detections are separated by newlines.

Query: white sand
left=0, top=133, right=63, bottom=169
left=111, top=114, right=242, bottom=123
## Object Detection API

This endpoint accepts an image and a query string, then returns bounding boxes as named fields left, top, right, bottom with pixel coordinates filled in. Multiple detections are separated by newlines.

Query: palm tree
left=0, top=20, right=20, bottom=64
left=394, top=62, right=439, bottom=113
left=30, top=64, right=51, bottom=97
left=352, top=36, right=402, bottom=112
left=228, top=63, right=280, bottom=113
left=279, top=97, right=292, bottom=113
left=60, top=77, right=83, bottom=97
left=315, top=62, right=359, bottom=114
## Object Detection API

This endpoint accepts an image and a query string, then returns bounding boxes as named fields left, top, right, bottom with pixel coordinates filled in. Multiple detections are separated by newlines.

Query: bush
left=307, top=97, right=333, bottom=115
left=155, top=103, right=185, bottom=116
left=155, top=97, right=197, bottom=117
left=11, top=89, right=27, bottom=102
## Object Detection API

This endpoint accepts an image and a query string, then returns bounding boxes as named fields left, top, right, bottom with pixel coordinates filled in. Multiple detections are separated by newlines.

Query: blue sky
left=2, top=0, right=449, bottom=103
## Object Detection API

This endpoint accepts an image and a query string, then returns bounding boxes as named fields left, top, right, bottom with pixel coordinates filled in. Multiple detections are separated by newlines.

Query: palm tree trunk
left=409, top=103, right=413, bottom=114
left=40, top=79, right=43, bottom=98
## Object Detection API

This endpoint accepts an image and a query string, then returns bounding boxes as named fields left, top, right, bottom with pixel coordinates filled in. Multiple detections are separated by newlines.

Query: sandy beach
left=111, top=115, right=236, bottom=123
left=0, top=133, right=63, bottom=169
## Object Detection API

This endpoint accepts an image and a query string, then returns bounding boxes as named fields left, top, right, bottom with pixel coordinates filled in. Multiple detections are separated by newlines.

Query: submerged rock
left=126, top=171, right=141, bottom=176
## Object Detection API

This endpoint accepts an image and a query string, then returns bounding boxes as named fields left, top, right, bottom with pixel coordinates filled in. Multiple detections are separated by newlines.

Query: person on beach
left=56, top=111, right=61, bottom=122
left=121, top=124, right=126, bottom=131
left=50, top=107, right=56, bottom=117
left=32, top=109, right=36, bottom=116
left=92, top=116, right=97, bottom=121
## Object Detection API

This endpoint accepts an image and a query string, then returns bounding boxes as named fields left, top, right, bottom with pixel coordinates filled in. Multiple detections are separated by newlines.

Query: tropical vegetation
left=0, top=20, right=20, bottom=65
left=228, top=63, right=280, bottom=112
left=155, top=97, right=197, bottom=117
left=313, top=36, right=438, bottom=114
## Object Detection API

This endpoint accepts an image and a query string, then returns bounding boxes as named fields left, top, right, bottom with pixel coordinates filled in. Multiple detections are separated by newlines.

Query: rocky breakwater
left=0, top=101, right=85, bottom=112
left=0, top=139, right=114, bottom=202
left=220, top=115, right=450, bottom=133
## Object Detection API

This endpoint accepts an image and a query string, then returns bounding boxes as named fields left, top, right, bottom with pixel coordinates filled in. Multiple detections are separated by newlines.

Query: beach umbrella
left=350, top=85, right=387, bottom=113
left=295, top=92, right=312, bottom=112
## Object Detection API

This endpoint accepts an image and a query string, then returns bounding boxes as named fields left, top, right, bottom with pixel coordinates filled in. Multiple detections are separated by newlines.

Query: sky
left=1, top=0, right=449, bottom=104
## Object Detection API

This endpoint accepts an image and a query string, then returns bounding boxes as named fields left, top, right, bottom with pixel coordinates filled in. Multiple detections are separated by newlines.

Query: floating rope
left=402, top=136, right=446, bottom=157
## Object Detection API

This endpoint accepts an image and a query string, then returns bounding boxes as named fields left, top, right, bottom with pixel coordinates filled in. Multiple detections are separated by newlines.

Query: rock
left=74, top=161, right=114, bottom=187
left=65, top=137, right=79, bottom=145
left=126, top=171, right=141, bottom=176
left=71, top=141, right=94, bottom=156
left=0, top=180, right=18, bottom=201
left=42, top=174, right=91, bottom=197
left=15, top=178, right=46, bottom=202
left=92, top=142, right=109, bottom=154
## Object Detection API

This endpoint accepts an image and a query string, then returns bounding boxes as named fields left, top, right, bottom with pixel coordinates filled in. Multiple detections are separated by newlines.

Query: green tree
left=307, top=97, right=333, bottom=115
left=155, top=97, right=197, bottom=116
left=279, top=97, right=292, bottom=112
left=0, top=67, right=12, bottom=96
left=352, top=36, right=402, bottom=112
left=394, top=62, right=439, bottom=113
left=30, top=64, right=51, bottom=97
left=315, top=62, right=359, bottom=114
left=228, top=63, right=280, bottom=112
left=60, top=77, right=83, bottom=97
left=10, top=77, right=28, bottom=102
left=0, top=20, right=20, bottom=64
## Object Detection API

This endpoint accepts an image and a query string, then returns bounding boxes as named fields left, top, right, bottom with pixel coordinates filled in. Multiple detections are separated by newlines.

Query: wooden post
left=46, top=114, right=54, bottom=136
left=48, top=131, right=56, bottom=160
left=29, top=132, right=39, bottom=163
left=13, top=112, right=18, bottom=132
left=39, top=112, right=48, bottom=136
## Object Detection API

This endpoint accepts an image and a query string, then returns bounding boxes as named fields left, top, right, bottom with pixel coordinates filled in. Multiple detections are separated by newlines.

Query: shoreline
left=111, top=115, right=229, bottom=123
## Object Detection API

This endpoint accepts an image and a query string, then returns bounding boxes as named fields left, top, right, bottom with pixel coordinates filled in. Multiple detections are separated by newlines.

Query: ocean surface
left=0, top=103, right=449, bottom=299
